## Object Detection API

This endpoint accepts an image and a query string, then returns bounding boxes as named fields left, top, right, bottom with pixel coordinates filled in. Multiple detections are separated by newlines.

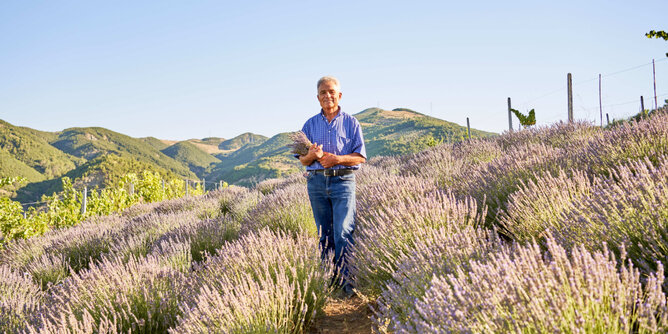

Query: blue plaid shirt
left=298, top=108, right=366, bottom=171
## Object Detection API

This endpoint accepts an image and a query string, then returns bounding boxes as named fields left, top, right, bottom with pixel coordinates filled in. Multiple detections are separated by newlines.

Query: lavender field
left=2, top=109, right=668, bottom=333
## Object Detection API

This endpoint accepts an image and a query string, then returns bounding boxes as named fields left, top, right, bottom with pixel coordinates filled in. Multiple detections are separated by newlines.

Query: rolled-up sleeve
left=350, top=118, right=366, bottom=159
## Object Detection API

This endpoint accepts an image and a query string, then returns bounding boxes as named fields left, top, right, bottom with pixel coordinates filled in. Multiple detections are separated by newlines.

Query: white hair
left=316, top=76, right=341, bottom=92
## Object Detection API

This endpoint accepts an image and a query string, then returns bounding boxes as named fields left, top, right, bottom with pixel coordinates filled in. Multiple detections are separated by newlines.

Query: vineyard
left=1, top=108, right=668, bottom=333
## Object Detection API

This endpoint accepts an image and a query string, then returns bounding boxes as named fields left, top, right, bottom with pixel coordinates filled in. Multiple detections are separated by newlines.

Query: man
left=297, top=76, right=366, bottom=296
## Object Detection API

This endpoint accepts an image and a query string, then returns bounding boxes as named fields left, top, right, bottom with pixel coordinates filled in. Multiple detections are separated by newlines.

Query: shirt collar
left=320, top=106, right=342, bottom=121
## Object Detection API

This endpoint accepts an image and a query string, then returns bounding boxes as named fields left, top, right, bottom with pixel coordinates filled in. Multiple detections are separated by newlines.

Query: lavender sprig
left=287, top=131, right=312, bottom=156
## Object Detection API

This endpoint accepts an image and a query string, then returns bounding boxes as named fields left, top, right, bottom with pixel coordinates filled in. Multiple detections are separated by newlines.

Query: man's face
left=317, top=81, right=342, bottom=111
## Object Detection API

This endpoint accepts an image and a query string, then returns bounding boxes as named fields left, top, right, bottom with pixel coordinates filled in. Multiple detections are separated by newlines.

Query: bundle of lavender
left=287, top=131, right=312, bottom=156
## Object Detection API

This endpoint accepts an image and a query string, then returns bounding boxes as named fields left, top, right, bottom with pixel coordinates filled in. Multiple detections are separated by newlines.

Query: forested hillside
left=1, top=108, right=495, bottom=200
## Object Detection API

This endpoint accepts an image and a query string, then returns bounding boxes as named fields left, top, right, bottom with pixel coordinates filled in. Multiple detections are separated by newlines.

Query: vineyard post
left=23, top=211, right=26, bottom=219
left=219, top=180, right=223, bottom=190
left=653, top=59, right=657, bottom=110
left=466, top=117, right=471, bottom=140
left=202, top=178, right=206, bottom=193
left=185, top=180, right=189, bottom=197
left=567, top=73, right=573, bottom=123
left=598, top=74, right=602, bottom=127
left=161, top=180, right=165, bottom=194
left=641, top=96, right=645, bottom=115
left=606, top=113, right=610, bottom=126
left=81, top=186, right=87, bottom=216
left=129, top=183, right=134, bottom=196
left=507, top=97, right=513, bottom=131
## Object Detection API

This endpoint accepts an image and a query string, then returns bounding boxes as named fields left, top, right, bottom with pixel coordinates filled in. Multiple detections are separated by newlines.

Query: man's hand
left=308, top=143, right=324, bottom=160
left=319, top=152, right=339, bottom=168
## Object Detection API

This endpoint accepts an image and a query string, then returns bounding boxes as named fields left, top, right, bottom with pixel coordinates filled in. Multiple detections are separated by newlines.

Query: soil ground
left=308, top=295, right=374, bottom=334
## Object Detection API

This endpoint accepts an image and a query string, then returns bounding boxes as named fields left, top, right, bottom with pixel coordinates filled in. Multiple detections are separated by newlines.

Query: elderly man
left=298, top=76, right=366, bottom=296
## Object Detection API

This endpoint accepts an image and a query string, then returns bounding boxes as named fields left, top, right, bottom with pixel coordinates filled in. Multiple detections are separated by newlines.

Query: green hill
left=205, top=108, right=497, bottom=186
left=140, top=136, right=170, bottom=151
left=198, top=137, right=226, bottom=146
left=161, top=141, right=221, bottom=177
left=0, top=119, right=83, bottom=179
left=1, top=107, right=497, bottom=199
left=208, top=133, right=295, bottom=186
left=218, top=133, right=267, bottom=152
left=356, top=108, right=497, bottom=156
left=51, top=127, right=195, bottom=178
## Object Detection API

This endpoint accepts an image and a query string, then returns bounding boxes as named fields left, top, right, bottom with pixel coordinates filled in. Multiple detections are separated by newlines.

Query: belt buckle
left=324, top=169, right=334, bottom=177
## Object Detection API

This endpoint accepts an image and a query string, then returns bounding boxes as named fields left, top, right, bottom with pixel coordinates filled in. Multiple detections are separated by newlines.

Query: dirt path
left=308, top=295, right=374, bottom=334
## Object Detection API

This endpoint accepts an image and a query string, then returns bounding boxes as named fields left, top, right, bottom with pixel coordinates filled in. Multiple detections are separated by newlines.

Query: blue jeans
left=306, top=171, right=356, bottom=284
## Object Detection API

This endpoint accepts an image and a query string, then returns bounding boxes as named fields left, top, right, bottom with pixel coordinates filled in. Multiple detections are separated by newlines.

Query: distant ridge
left=0, top=108, right=496, bottom=199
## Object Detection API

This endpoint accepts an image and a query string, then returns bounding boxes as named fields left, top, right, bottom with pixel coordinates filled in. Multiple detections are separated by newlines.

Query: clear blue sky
left=1, top=1, right=666, bottom=140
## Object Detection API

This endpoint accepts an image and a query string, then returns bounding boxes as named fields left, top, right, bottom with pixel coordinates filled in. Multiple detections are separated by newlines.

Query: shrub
left=29, top=251, right=190, bottom=333
left=176, top=229, right=333, bottom=333
left=242, top=183, right=316, bottom=237
left=498, top=168, right=597, bottom=243
left=455, top=142, right=567, bottom=228
left=373, top=226, right=503, bottom=331
left=219, top=186, right=263, bottom=221
left=574, top=111, right=668, bottom=175
left=402, top=236, right=668, bottom=333
left=0, top=265, right=44, bottom=333
left=350, top=188, right=485, bottom=296
left=553, top=157, right=668, bottom=278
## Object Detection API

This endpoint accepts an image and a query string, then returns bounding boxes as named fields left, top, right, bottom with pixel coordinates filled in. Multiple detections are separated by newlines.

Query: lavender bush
left=574, top=111, right=668, bottom=175
left=455, top=141, right=567, bottom=227
left=552, top=156, right=668, bottom=277
left=0, top=264, right=44, bottom=333
left=373, top=226, right=504, bottom=331
left=242, top=183, right=316, bottom=237
left=256, top=172, right=305, bottom=195
left=219, top=186, right=264, bottom=221
left=29, top=250, right=190, bottom=333
left=350, top=188, right=485, bottom=296
left=176, top=229, right=333, bottom=333
left=496, top=120, right=602, bottom=151
left=401, top=236, right=667, bottom=333
left=498, top=168, right=597, bottom=243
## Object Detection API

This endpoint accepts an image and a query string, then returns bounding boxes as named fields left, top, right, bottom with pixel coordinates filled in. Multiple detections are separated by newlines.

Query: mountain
left=208, top=133, right=294, bottom=186
left=0, top=119, right=84, bottom=180
left=218, top=133, right=268, bottom=152
left=51, top=127, right=195, bottom=178
left=356, top=108, right=497, bottom=156
left=1, top=108, right=497, bottom=200
left=161, top=141, right=221, bottom=177
left=205, top=108, right=497, bottom=186
left=140, top=136, right=171, bottom=151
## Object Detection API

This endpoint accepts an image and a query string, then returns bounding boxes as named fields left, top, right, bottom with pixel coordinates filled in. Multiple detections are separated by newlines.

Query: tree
left=646, top=30, right=668, bottom=57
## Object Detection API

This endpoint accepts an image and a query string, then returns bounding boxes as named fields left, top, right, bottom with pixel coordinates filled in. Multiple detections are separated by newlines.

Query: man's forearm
left=335, top=153, right=366, bottom=167
left=299, top=154, right=317, bottom=166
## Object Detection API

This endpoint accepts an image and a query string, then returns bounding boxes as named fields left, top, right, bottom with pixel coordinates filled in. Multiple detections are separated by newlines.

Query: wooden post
left=653, top=59, right=658, bottom=110
left=507, top=97, right=513, bottom=132
left=129, top=183, right=134, bottom=196
left=81, top=186, right=87, bottom=216
left=466, top=117, right=471, bottom=140
left=219, top=180, right=223, bottom=190
left=185, top=180, right=189, bottom=196
left=598, top=74, right=602, bottom=127
left=606, top=113, right=610, bottom=126
left=23, top=211, right=26, bottom=219
left=567, top=73, right=573, bottom=123
left=161, top=180, right=165, bottom=193
left=202, top=178, right=206, bottom=193
left=641, top=96, right=645, bottom=115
